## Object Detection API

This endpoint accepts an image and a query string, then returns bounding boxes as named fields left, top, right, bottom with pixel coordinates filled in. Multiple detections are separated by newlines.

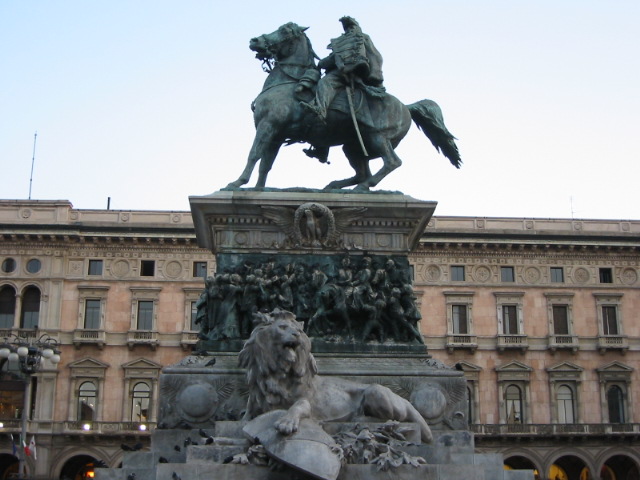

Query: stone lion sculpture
left=238, top=309, right=433, bottom=443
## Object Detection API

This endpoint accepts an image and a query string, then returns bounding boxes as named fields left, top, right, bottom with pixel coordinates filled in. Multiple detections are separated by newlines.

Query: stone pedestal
left=189, top=190, right=436, bottom=354
left=96, top=190, right=533, bottom=480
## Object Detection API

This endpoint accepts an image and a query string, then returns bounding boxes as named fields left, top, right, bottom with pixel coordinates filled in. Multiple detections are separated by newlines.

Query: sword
left=345, top=76, right=368, bottom=157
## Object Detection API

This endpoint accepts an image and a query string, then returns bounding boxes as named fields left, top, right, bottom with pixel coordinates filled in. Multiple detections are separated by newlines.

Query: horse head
left=250, top=22, right=311, bottom=65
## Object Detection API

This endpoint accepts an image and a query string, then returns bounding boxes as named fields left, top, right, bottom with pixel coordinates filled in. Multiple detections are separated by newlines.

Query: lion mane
left=239, top=310, right=317, bottom=419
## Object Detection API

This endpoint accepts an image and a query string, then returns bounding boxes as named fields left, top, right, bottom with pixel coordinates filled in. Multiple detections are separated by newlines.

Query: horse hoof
left=353, top=185, right=370, bottom=192
left=226, top=181, right=242, bottom=189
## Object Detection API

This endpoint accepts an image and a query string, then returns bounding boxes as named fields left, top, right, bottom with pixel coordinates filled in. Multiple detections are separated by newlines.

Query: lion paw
left=275, top=416, right=299, bottom=435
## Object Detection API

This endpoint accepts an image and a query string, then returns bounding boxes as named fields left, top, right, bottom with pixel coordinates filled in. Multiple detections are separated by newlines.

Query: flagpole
left=20, top=377, right=30, bottom=478
left=28, top=132, right=37, bottom=200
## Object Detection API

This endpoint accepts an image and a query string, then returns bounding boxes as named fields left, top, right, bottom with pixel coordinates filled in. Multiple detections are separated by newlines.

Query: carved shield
left=243, top=410, right=342, bottom=480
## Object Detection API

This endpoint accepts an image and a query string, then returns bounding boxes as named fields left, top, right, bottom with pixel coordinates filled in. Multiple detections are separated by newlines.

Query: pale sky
left=1, top=1, right=639, bottom=220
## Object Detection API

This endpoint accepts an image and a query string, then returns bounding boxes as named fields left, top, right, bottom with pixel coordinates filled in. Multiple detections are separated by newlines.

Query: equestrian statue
left=226, top=17, right=461, bottom=192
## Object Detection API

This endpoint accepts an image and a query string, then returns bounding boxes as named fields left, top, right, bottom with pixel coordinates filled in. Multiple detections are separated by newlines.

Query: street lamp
left=0, top=333, right=61, bottom=479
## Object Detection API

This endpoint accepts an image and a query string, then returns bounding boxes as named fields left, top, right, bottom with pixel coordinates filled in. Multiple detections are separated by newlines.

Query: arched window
left=131, top=382, right=150, bottom=422
left=20, top=286, right=40, bottom=329
left=557, top=385, right=575, bottom=423
left=607, top=385, right=625, bottom=423
left=78, top=381, right=97, bottom=422
left=505, top=385, right=523, bottom=424
left=0, top=285, right=16, bottom=328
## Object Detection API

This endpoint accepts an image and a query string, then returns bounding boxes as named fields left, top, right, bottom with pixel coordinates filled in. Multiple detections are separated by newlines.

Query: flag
left=23, top=440, right=31, bottom=457
left=29, top=435, right=37, bottom=460
left=10, top=435, right=17, bottom=456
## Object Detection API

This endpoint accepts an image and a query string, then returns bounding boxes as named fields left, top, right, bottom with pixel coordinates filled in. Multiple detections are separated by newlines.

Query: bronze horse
left=226, top=22, right=461, bottom=191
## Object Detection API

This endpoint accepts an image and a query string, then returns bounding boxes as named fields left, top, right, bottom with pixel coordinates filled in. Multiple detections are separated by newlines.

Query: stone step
left=156, top=463, right=291, bottom=480
left=186, top=444, right=249, bottom=464
left=213, top=421, right=246, bottom=438
left=95, top=467, right=157, bottom=480
left=121, top=452, right=156, bottom=469
left=505, top=470, right=536, bottom=480
left=154, top=463, right=486, bottom=480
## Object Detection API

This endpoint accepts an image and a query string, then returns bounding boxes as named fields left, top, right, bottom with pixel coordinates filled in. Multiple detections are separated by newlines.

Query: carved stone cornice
left=190, top=190, right=436, bottom=255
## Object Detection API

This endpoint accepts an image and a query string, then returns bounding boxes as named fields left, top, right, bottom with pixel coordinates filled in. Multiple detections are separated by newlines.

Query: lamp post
left=0, top=333, right=61, bottom=479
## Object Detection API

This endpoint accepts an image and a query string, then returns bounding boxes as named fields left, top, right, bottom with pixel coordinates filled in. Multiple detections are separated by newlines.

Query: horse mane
left=279, top=23, right=318, bottom=68
left=304, top=35, right=320, bottom=65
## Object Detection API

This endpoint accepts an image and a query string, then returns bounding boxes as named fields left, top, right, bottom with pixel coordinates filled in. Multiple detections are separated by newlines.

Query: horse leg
left=226, top=124, right=277, bottom=189
left=255, top=140, right=282, bottom=188
left=354, top=138, right=402, bottom=191
left=323, top=144, right=369, bottom=190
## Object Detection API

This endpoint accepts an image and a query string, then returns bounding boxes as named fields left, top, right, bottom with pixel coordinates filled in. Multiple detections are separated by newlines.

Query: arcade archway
left=59, top=455, right=107, bottom=480
left=550, top=455, right=590, bottom=480
left=0, top=454, right=19, bottom=480
left=601, top=454, right=640, bottom=480
left=505, top=455, right=540, bottom=479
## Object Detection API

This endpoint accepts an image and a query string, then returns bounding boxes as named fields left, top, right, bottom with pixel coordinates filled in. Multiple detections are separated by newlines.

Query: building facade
left=0, top=200, right=638, bottom=480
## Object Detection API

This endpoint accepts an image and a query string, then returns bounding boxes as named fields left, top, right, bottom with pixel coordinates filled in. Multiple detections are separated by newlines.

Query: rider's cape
left=329, top=31, right=383, bottom=86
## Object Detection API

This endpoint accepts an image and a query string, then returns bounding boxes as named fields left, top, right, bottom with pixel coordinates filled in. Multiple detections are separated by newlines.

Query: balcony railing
left=127, top=330, right=159, bottom=350
left=73, top=329, right=106, bottom=349
left=180, top=331, right=199, bottom=350
left=0, top=328, right=40, bottom=340
left=61, top=421, right=156, bottom=434
left=446, top=334, right=478, bottom=353
left=548, top=334, right=579, bottom=352
left=471, top=423, right=640, bottom=437
left=497, top=334, right=528, bottom=352
left=597, top=335, right=629, bottom=353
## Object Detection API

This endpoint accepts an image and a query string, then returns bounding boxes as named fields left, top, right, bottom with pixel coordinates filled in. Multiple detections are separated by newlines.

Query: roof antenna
left=28, top=132, right=38, bottom=200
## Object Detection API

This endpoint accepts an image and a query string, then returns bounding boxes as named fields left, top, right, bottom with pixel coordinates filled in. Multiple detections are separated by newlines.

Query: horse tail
left=407, top=99, right=462, bottom=168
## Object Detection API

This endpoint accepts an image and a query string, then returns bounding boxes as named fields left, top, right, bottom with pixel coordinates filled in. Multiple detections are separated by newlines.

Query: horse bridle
left=256, top=27, right=306, bottom=72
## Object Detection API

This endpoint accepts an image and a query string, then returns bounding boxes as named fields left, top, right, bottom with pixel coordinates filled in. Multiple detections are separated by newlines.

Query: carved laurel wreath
left=293, top=202, right=335, bottom=245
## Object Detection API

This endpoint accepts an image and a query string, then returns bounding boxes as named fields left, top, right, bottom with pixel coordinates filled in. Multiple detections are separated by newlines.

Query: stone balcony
left=497, top=334, right=529, bottom=352
left=445, top=334, right=478, bottom=353
left=127, top=330, right=159, bottom=350
left=60, top=421, right=156, bottom=436
left=73, top=329, right=106, bottom=349
left=548, top=334, right=579, bottom=353
left=180, top=331, right=199, bottom=350
left=472, top=422, right=640, bottom=439
left=597, top=334, right=629, bottom=354
left=0, top=328, right=40, bottom=340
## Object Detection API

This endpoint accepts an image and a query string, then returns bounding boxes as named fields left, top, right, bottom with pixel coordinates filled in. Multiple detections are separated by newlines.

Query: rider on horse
left=301, top=17, right=385, bottom=163
left=302, top=16, right=384, bottom=120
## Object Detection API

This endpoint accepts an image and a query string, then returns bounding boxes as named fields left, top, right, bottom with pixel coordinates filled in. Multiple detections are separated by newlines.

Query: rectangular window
left=84, top=299, right=101, bottom=329
left=88, top=260, right=103, bottom=276
left=452, top=305, right=468, bottom=334
left=0, top=381, right=24, bottom=421
left=502, top=305, right=518, bottom=334
left=550, top=267, right=564, bottom=283
left=451, top=266, right=465, bottom=282
left=552, top=305, right=569, bottom=335
left=137, top=301, right=154, bottom=330
left=602, top=306, right=619, bottom=335
left=599, top=268, right=613, bottom=284
left=501, top=266, right=515, bottom=282
left=193, top=261, right=207, bottom=278
left=140, top=260, right=155, bottom=277
left=190, top=301, right=198, bottom=330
